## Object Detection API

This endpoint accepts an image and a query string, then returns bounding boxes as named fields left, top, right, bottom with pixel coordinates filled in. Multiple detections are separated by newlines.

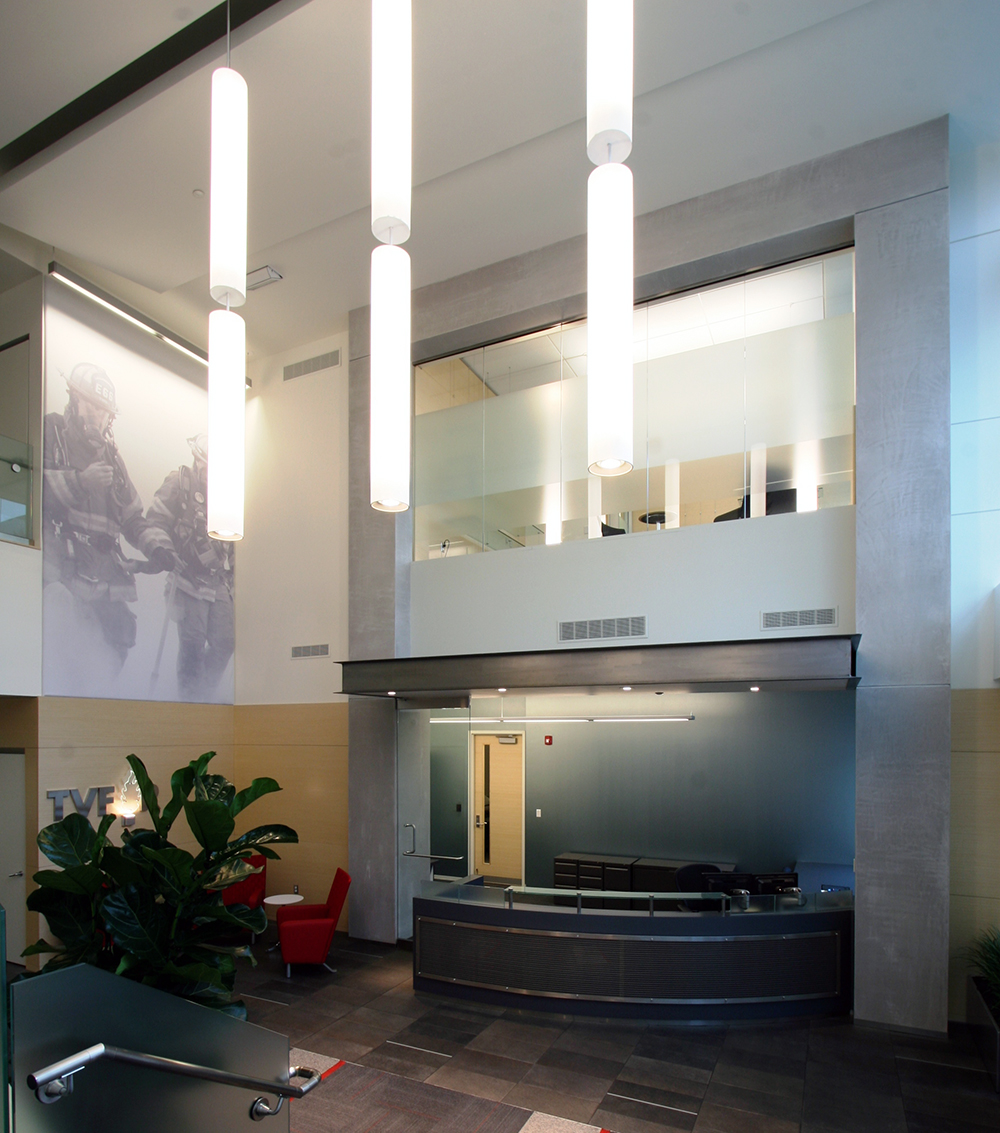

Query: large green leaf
left=32, top=864, right=104, bottom=895
left=100, top=845, right=147, bottom=888
left=126, top=754, right=163, bottom=836
left=26, top=887, right=96, bottom=948
left=194, top=774, right=235, bottom=807
left=207, top=903, right=267, bottom=934
left=201, top=856, right=260, bottom=891
left=101, top=885, right=170, bottom=963
left=21, top=939, right=62, bottom=958
left=192, top=752, right=217, bottom=777
left=223, top=824, right=299, bottom=858
left=160, top=765, right=195, bottom=834
left=37, top=812, right=97, bottom=868
left=184, top=799, right=235, bottom=853
left=140, top=845, right=196, bottom=901
left=231, top=777, right=281, bottom=817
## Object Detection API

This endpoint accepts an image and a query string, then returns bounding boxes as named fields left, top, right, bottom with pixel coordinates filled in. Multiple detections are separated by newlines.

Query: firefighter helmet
left=66, top=364, right=117, bottom=415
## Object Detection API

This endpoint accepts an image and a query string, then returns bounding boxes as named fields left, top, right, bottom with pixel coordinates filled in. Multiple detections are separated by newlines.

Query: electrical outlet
left=536, top=809, right=542, bottom=818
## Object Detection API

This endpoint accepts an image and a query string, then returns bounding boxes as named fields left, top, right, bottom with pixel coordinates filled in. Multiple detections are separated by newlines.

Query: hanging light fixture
left=586, top=0, right=634, bottom=477
left=207, top=2, right=247, bottom=540
left=370, top=0, right=412, bottom=511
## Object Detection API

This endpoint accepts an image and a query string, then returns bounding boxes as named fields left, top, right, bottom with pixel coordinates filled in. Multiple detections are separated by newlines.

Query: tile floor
left=236, top=934, right=1000, bottom=1133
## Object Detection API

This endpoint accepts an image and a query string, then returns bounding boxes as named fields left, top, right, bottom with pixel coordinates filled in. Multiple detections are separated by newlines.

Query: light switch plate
left=536, top=809, right=542, bottom=818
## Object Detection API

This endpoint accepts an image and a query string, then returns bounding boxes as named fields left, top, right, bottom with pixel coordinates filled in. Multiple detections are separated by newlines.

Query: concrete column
left=853, top=185, right=951, bottom=1033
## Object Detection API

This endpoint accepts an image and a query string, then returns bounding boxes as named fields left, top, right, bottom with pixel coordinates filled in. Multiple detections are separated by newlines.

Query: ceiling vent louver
left=283, top=349, right=341, bottom=381
left=761, top=607, right=837, bottom=630
left=558, top=615, right=647, bottom=643
left=291, top=644, right=330, bottom=659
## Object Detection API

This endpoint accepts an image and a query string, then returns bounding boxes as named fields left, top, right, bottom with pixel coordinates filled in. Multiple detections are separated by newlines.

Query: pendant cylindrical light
left=370, top=244, right=411, bottom=512
left=207, top=309, right=245, bottom=540
left=587, top=161, right=634, bottom=476
left=371, top=0, right=411, bottom=244
left=587, top=0, right=633, bottom=165
left=209, top=67, right=248, bottom=306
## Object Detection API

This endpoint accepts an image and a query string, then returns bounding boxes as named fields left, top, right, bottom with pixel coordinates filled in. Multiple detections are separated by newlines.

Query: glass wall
left=413, top=249, right=855, bottom=560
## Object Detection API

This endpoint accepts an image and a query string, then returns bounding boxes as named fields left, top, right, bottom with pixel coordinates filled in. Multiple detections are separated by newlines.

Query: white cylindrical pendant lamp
left=207, top=309, right=245, bottom=540
left=209, top=67, right=248, bottom=306
left=370, top=244, right=411, bottom=511
left=371, top=0, right=411, bottom=244
left=587, top=0, right=633, bottom=165
left=587, top=162, right=634, bottom=476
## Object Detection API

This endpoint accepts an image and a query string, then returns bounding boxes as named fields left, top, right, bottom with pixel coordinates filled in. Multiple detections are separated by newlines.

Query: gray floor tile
left=427, top=1063, right=523, bottom=1102
left=709, top=1057, right=804, bottom=1100
left=597, top=1092, right=698, bottom=1131
left=469, top=1018, right=567, bottom=1062
left=360, top=1040, right=449, bottom=1081
left=503, top=1083, right=599, bottom=1125
left=538, top=1045, right=624, bottom=1081
left=702, top=1081, right=801, bottom=1124
left=693, top=1100, right=800, bottom=1132
left=618, top=1053, right=712, bottom=1099
left=605, top=1079, right=704, bottom=1119
left=520, top=1061, right=615, bottom=1103
left=553, top=1023, right=645, bottom=1063
left=447, top=1047, right=534, bottom=1084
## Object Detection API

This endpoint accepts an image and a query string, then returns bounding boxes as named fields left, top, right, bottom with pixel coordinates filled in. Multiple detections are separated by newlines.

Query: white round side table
left=264, top=893, right=304, bottom=907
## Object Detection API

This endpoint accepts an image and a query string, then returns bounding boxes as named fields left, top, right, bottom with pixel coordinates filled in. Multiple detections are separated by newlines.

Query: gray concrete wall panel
left=855, top=189, right=951, bottom=689
left=347, top=696, right=397, bottom=943
left=854, top=685, right=951, bottom=1032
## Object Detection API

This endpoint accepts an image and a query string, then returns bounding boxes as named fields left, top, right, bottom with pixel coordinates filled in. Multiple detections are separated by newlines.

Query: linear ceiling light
left=370, top=0, right=412, bottom=512
left=430, top=715, right=694, bottom=724
left=207, top=5, right=247, bottom=541
left=47, top=264, right=207, bottom=367
left=586, top=0, right=634, bottom=477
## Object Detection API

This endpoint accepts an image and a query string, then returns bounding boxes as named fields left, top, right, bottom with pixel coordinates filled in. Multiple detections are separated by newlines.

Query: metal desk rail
left=28, top=1042, right=326, bottom=1121
left=503, top=886, right=731, bottom=913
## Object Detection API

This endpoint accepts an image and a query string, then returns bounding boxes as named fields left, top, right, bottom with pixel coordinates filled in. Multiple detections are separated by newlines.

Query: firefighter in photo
left=145, top=434, right=235, bottom=701
left=43, top=364, right=174, bottom=679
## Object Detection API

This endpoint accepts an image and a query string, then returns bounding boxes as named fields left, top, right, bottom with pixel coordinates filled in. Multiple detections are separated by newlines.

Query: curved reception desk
left=413, top=884, right=854, bottom=1021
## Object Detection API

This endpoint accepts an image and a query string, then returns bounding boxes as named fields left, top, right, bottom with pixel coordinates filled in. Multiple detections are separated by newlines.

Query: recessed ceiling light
left=622, top=686, right=632, bottom=691
left=498, top=687, right=507, bottom=693
left=750, top=685, right=760, bottom=692
left=387, top=690, right=396, bottom=697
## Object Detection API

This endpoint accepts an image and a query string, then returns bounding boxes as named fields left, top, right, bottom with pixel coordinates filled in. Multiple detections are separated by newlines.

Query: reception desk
left=413, top=883, right=853, bottom=1021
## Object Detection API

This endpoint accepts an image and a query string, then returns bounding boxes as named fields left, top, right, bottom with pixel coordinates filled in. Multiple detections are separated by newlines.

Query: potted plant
left=22, top=751, right=297, bottom=1019
left=967, top=926, right=1000, bottom=1089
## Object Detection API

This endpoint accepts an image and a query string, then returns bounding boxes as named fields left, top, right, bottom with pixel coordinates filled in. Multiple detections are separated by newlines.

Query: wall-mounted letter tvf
left=47, top=787, right=116, bottom=821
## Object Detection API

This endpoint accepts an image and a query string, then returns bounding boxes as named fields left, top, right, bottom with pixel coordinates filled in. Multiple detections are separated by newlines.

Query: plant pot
left=968, top=974, right=1000, bottom=1091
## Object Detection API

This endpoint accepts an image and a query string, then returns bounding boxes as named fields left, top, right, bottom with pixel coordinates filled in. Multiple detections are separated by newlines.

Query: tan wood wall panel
left=0, top=696, right=39, bottom=749
left=951, top=689, right=1000, bottom=753
left=234, top=704, right=349, bottom=930
left=235, top=702, right=348, bottom=748
left=473, top=735, right=522, bottom=881
left=37, top=697, right=235, bottom=750
left=950, top=688, right=1000, bottom=1020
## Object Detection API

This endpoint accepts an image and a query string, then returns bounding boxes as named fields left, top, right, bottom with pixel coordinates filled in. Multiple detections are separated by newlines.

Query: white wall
left=411, top=505, right=855, bottom=657
left=951, top=142, right=1000, bottom=687
left=0, top=540, right=41, bottom=695
left=236, top=330, right=349, bottom=703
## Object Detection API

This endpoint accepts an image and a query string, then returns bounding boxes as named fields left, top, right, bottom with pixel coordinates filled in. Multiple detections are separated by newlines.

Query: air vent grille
left=283, top=349, right=341, bottom=381
left=761, top=607, right=837, bottom=630
left=291, top=643, right=330, bottom=659
left=558, top=615, right=647, bottom=643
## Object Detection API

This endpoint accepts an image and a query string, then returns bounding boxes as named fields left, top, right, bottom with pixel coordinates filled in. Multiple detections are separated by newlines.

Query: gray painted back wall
left=521, top=692, right=855, bottom=886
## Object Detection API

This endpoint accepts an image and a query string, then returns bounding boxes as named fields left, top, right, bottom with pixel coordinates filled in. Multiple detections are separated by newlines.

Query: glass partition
left=0, top=436, right=31, bottom=545
left=414, top=249, right=855, bottom=559
left=1, top=903, right=8, bottom=1133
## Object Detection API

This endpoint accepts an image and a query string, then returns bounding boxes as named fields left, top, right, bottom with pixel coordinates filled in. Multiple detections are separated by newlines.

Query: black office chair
left=675, top=863, right=721, bottom=912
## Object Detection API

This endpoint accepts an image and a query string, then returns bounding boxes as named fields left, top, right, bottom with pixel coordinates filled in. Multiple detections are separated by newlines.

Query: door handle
left=475, top=815, right=482, bottom=829
left=8, top=870, right=23, bottom=878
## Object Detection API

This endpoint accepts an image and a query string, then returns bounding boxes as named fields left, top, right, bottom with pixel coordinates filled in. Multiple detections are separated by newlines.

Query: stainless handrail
left=504, top=886, right=730, bottom=914
left=28, top=1042, right=326, bottom=1121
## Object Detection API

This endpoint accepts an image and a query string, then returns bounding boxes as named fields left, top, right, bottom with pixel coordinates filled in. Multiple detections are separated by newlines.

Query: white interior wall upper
left=950, top=141, right=1000, bottom=689
left=236, top=328, right=349, bottom=704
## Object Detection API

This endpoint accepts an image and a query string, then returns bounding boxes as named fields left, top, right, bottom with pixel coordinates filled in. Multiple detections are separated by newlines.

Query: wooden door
left=473, top=734, right=523, bottom=882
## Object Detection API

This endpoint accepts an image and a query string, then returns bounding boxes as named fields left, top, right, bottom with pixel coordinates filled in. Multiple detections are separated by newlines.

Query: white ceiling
left=0, top=0, right=997, bottom=359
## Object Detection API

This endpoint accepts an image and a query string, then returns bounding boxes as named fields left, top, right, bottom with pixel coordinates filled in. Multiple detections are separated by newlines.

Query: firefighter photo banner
left=42, top=279, right=235, bottom=704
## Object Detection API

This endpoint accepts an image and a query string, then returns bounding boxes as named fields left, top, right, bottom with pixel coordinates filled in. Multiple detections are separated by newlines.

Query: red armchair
left=278, top=868, right=351, bottom=978
left=221, top=854, right=267, bottom=940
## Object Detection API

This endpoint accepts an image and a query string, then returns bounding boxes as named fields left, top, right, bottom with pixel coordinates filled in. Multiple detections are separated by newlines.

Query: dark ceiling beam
left=0, top=0, right=291, bottom=180
left=341, top=635, right=861, bottom=698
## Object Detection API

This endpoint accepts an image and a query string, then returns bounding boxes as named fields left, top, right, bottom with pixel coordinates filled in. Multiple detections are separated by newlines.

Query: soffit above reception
left=341, top=634, right=860, bottom=699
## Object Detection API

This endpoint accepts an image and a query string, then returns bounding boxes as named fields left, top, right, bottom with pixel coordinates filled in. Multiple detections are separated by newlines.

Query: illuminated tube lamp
left=587, top=0, right=633, bottom=164
left=587, top=161, right=634, bottom=476
left=207, top=309, right=246, bottom=540
left=370, top=244, right=411, bottom=512
left=209, top=67, right=248, bottom=306
left=371, top=0, right=411, bottom=244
